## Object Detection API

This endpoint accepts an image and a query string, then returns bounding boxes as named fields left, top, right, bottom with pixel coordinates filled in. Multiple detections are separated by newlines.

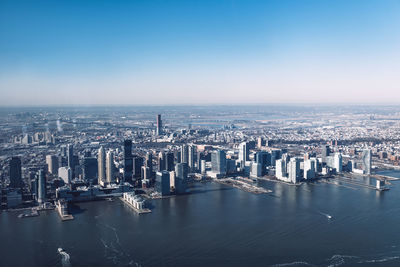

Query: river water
left=1, top=170, right=400, bottom=266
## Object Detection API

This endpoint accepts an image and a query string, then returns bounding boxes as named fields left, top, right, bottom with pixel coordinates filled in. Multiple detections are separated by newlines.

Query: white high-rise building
left=58, top=166, right=72, bottom=184
left=250, top=163, right=262, bottom=178
left=304, top=158, right=317, bottom=179
left=275, top=159, right=286, bottom=180
left=106, top=150, right=114, bottom=184
left=362, top=149, right=372, bottom=175
left=98, top=146, right=106, bottom=186
left=334, top=153, right=342, bottom=173
left=239, top=142, right=249, bottom=166
left=46, top=155, right=59, bottom=174
left=288, top=157, right=300, bottom=184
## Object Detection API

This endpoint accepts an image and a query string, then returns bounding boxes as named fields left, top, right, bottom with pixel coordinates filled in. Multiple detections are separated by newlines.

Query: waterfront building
left=37, top=169, right=46, bottom=204
left=106, top=150, right=114, bottom=184
left=334, top=153, right=342, bottom=173
left=211, top=150, right=226, bottom=177
left=250, top=162, right=262, bottom=178
left=304, top=158, right=317, bottom=179
left=275, top=159, right=286, bottom=180
left=97, top=146, right=106, bottom=186
left=362, top=149, right=372, bottom=175
left=9, top=156, right=23, bottom=188
left=175, top=163, right=188, bottom=194
left=123, top=192, right=146, bottom=210
left=288, top=157, right=300, bottom=183
left=156, top=171, right=171, bottom=196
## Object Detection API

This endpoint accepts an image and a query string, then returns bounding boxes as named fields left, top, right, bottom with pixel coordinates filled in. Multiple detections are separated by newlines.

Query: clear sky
left=0, top=0, right=400, bottom=106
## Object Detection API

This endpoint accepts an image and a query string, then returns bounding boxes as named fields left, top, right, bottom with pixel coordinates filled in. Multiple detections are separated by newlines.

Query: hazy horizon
left=1, top=0, right=400, bottom=105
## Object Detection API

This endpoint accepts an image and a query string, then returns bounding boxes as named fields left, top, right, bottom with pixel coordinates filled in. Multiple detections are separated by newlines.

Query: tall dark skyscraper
left=156, top=114, right=163, bottom=135
left=67, top=144, right=75, bottom=177
left=158, top=152, right=165, bottom=171
left=181, top=144, right=188, bottom=164
left=165, top=152, right=175, bottom=171
left=188, top=145, right=195, bottom=172
left=37, top=169, right=46, bottom=204
left=145, top=152, right=153, bottom=178
left=82, top=157, right=98, bottom=184
left=133, top=157, right=144, bottom=178
left=123, top=140, right=133, bottom=183
left=175, top=163, right=188, bottom=194
left=9, top=157, right=23, bottom=188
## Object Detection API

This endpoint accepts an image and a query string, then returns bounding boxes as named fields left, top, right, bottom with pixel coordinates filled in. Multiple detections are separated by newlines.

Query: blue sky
left=1, top=0, right=400, bottom=105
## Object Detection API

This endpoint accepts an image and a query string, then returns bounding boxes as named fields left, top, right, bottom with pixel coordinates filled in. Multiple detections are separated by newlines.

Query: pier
left=215, top=178, right=272, bottom=194
left=55, top=199, right=74, bottom=221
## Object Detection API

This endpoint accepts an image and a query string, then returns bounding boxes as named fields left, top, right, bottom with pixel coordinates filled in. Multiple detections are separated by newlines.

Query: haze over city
left=1, top=0, right=400, bottom=105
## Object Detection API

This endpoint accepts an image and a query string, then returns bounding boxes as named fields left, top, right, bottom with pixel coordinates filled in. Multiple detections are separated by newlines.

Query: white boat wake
left=58, top=248, right=71, bottom=267
left=318, top=211, right=332, bottom=219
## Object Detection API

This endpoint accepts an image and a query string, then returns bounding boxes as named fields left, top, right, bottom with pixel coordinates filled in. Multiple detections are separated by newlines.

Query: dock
left=215, top=178, right=272, bottom=194
left=18, top=208, right=39, bottom=218
left=55, top=199, right=74, bottom=221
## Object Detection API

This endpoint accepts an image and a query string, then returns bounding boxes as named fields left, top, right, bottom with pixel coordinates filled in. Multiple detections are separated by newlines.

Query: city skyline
left=1, top=0, right=400, bottom=105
